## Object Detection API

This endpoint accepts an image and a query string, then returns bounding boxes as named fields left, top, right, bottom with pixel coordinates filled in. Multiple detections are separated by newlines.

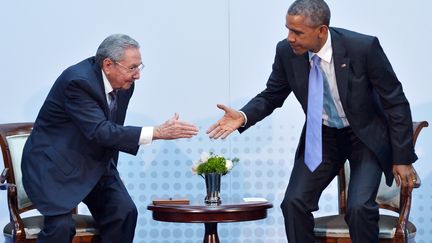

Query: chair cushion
left=314, top=214, right=416, bottom=239
left=3, top=214, right=98, bottom=239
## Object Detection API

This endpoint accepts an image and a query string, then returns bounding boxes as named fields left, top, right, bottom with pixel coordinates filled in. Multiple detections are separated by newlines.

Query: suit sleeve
left=64, top=79, right=141, bottom=155
left=239, top=43, right=292, bottom=132
left=366, top=37, right=417, bottom=164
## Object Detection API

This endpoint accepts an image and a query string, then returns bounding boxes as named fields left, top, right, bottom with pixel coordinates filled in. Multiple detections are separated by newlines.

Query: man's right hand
left=153, top=113, right=198, bottom=140
left=206, top=104, right=245, bottom=139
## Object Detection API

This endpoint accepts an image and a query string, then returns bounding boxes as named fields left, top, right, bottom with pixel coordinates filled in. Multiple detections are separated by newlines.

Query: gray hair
left=287, top=0, right=331, bottom=27
left=95, top=34, right=140, bottom=67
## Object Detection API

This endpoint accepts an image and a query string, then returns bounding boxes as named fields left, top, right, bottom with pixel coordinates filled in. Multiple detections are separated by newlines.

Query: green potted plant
left=192, top=152, right=239, bottom=204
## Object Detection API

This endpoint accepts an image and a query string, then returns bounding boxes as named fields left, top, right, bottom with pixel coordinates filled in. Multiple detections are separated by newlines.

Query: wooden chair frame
left=0, top=123, right=99, bottom=243
left=314, top=121, right=428, bottom=243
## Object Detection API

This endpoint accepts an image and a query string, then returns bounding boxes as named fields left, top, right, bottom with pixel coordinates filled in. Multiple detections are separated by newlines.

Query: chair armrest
left=394, top=183, right=417, bottom=241
left=6, top=183, right=26, bottom=241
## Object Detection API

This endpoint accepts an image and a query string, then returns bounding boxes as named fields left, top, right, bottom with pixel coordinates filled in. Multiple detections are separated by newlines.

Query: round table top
left=147, top=201, right=273, bottom=223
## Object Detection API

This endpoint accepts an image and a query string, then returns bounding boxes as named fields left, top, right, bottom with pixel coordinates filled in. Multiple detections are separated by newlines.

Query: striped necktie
left=108, top=90, right=118, bottom=121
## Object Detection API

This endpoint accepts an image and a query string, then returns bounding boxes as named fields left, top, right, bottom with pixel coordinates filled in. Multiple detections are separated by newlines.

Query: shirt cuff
left=139, top=127, right=153, bottom=145
left=239, top=111, right=247, bottom=127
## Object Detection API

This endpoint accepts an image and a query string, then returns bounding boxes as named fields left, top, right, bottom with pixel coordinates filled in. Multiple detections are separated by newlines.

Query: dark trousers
left=37, top=167, right=138, bottom=243
left=280, top=126, right=382, bottom=243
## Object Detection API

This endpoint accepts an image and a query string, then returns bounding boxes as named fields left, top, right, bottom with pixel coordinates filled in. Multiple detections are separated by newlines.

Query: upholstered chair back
left=6, top=133, right=32, bottom=210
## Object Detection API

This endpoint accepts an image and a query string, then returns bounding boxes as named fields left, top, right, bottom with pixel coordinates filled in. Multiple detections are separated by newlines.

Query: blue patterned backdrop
left=1, top=0, right=431, bottom=242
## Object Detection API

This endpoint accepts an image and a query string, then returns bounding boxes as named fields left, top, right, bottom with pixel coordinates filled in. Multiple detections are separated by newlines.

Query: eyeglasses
left=114, top=61, right=145, bottom=73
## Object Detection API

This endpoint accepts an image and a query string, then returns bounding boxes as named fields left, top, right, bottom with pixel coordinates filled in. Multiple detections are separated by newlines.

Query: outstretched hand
left=206, top=104, right=245, bottom=139
left=154, top=113, right=198, bottom=140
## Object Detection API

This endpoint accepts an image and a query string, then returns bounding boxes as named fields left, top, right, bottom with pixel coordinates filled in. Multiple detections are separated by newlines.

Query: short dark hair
left=95, top=34, right=140, bottom=67
left=287, top=0, right=331, bottom=27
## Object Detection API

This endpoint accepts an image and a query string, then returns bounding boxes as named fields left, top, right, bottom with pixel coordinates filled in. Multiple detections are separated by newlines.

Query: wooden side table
left=147, top=201, right=273, bottom=243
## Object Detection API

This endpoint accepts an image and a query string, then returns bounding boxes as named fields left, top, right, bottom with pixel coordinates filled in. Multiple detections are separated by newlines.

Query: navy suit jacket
left=239, top=27, right=417, bottom=185
left=22, top=57, right=142, bottom=215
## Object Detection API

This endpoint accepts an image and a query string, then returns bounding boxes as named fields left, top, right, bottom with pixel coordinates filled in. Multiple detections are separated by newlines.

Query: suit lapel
left=292, top=53, right=309, bottom=107
left=91, top=62, right=111, bottom=118
left=330, top=28, right=350, bottom=111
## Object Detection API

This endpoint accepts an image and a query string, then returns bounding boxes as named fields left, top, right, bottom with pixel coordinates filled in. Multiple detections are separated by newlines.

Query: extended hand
left=154, top=113, right=198, bottom=140
left=206, top=104, right=245, bottom=139
left=392, top=164, right=419, bottom=188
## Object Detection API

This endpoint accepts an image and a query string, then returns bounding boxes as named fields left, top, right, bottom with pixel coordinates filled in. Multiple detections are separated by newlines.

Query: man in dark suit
left=207, top=0, right=418, bottom=242
left=21, top=34, right=198, bottom=243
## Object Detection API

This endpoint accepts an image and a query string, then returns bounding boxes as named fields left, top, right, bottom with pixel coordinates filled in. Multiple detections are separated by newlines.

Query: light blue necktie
left=305, top=55, right=323, bottom=172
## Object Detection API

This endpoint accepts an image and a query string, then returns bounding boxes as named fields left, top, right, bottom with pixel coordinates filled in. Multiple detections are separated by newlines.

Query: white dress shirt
left=309, top=30, right=349, bottom=128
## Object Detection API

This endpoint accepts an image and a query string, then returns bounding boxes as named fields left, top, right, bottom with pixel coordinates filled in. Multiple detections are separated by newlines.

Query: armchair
left=0, top=123, right=99, bottom=243
left=314, top=121, right=428, bottom=243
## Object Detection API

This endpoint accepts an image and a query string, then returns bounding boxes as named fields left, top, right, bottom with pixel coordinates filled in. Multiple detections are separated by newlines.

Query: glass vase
left=204, top=173, right=221, bottom=205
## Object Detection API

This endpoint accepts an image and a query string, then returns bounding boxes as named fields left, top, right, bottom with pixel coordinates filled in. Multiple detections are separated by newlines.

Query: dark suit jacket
left=22, top=57, right=142, bottom=215
left=239, top=27, right=417, bottom=185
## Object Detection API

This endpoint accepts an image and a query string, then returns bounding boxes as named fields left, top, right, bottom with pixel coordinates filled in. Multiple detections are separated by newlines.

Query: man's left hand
left=392, top=164, right=418, bottom=188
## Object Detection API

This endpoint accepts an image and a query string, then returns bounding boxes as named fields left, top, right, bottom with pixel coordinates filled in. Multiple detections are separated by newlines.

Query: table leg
left=203, top=222, right=220, bottom=243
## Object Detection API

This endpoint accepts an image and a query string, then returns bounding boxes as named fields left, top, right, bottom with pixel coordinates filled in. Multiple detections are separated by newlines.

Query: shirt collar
left=102, top=69, right=114, bottom=96
left=309, top=29, right=332, bottom=64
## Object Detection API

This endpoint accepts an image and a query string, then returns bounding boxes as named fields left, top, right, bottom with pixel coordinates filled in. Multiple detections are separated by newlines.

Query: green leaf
left=196, top=154, right=240, bottom=176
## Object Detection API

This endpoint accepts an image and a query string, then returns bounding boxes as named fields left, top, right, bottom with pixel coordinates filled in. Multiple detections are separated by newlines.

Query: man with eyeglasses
left=21, top=34, right=199, bottom=243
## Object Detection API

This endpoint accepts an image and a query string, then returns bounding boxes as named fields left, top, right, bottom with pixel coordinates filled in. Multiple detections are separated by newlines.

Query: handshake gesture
left=154, top=104, right=243, bottom=141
